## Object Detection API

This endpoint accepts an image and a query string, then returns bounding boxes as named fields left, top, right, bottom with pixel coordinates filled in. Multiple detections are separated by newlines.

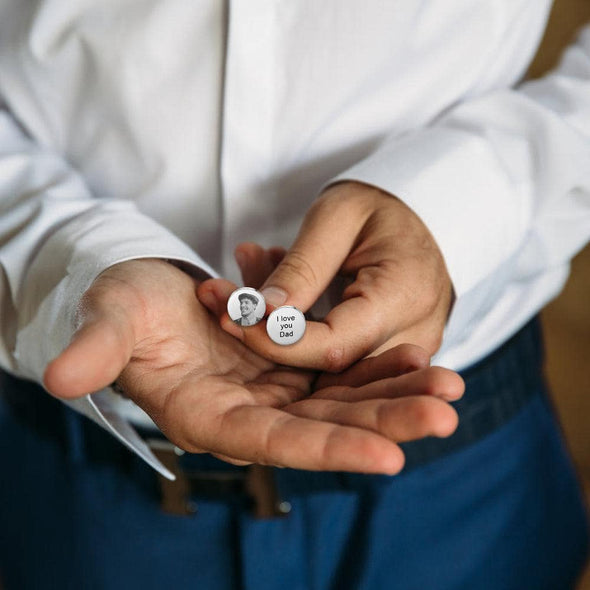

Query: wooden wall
left=529, top=1, right=590, bottom=587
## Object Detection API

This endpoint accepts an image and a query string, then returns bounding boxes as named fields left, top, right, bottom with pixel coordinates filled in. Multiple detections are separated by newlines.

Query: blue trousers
left=1, top=320, right=589, bottom=589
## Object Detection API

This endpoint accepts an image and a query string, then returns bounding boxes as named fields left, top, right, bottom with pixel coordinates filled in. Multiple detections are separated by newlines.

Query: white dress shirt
left=1, top=0, right=589, bottom=478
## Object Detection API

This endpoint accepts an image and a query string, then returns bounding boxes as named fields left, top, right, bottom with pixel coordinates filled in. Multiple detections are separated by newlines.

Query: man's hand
left=199, top=181, right=453, bottom=371
left=44, top=259, right=463, bottom=474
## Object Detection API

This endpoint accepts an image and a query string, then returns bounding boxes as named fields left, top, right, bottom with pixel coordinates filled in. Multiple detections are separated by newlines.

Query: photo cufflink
left=227, top=287, right=266, bottom=327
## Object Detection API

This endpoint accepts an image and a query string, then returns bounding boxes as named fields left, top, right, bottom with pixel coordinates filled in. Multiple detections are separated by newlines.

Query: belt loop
left=148, top=439, right=196, bottom=516
left=246, top=465, right=292, bottom=518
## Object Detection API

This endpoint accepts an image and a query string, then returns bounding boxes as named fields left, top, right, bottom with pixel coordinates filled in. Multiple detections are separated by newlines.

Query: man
left=0, top=1, right=589, bottom=589
left=235, top=291, right=263, bottom=326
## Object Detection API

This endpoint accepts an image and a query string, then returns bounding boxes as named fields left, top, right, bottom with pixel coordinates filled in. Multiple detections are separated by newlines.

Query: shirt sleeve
left=332, top=25, right=590, bottom=348
left=0, top=107, right=217, bottom=479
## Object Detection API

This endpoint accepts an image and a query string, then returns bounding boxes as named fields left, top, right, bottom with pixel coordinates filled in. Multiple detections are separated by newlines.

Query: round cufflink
left=266, top=306, right=306, bottom=345
left=227, top=287, right=266, bottom=327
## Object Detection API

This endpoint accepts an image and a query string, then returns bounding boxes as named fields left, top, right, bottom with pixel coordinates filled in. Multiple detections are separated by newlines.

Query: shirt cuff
left=330, top=125, right=530, bottom=299
left=11, top=203, right=217, bottom=480
left=65, top=393, right=176, bottom=480
left=14, top=201, right=218, bottom=383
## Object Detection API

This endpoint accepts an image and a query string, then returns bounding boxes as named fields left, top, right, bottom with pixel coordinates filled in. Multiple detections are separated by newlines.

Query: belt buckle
left=147, top=439, right=291, bottom=519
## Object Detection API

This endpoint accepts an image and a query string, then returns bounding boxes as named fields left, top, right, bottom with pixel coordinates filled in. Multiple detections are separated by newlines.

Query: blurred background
left=529, top=0, right=590, bottom=587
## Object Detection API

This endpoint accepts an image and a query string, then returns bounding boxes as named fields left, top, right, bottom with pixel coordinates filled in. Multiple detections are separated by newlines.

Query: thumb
left=43, top=307, right=135, bottom=399
left=259, top=191, right=370, bottom=311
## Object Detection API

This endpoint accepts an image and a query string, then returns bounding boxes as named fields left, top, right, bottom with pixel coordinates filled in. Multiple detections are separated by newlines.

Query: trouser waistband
left=401, top=317, right=544, bottom=471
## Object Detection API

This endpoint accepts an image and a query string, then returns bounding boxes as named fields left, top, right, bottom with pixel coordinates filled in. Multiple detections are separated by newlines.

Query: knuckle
left=323, top=344, right=351, bottom=373
left=318, top=427, right=342, bottom=469
left=394, top=343, right=430, bottom=370
left=408, top=397, right=434, bottom=427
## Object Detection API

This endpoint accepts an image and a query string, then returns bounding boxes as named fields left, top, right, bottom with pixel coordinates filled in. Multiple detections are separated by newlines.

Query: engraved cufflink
left=227, top=287, right=266, bottom=327
left=266, top=306, right=306, bottom=345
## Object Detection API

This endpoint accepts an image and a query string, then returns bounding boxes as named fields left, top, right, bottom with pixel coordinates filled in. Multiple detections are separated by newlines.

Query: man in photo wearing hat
left=235, top=292, right=263, bottom=326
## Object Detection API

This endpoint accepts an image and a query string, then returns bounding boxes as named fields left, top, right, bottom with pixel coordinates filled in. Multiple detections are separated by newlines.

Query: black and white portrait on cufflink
left=227, top=287, right=266, bottom=327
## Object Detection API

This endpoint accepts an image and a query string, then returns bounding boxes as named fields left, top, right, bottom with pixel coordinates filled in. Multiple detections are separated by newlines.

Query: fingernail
left=260, top=286, right=287, bottom=307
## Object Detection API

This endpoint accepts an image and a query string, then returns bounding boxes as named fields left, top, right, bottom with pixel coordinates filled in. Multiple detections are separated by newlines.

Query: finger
left=286, top=395, right=459, bottom=441
left=268, top=247, right=286, bottom=267
left=315, top=344, right=431, bottom=390
left=221, top=292, right=448, bottom=372
left=199, top=245, right=284, bottom=318
left=236, top=244, right=287, bottom=291
left=197, top=278, right=260, bottom=342
left=235, top=242, right=277, bottom=289
left=43, top=309, right=135, bottom=399
left=217, top=307, right=377, bottom=372
left=258, top=191, right=371, bottom=311
left=182, top=405, right=405, bottom=474
left=369, top=314, right=448, bottom=359
left=216, top=257, right=410, bottom=371
left=197, top=278, right=240, bottom=322
left=210, top=454, right=253, bottom=467
left=168, top=443, right=253, bottom=467
left=313, top=366, right=465, bottom=403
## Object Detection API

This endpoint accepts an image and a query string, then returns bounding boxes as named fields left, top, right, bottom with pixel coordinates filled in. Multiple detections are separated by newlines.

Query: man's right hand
left=43, top=258, right=463, bottom=474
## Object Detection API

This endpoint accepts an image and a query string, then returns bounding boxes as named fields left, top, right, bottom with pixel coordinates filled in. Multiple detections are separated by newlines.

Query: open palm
left=44, top=259, right=463, bottom=474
